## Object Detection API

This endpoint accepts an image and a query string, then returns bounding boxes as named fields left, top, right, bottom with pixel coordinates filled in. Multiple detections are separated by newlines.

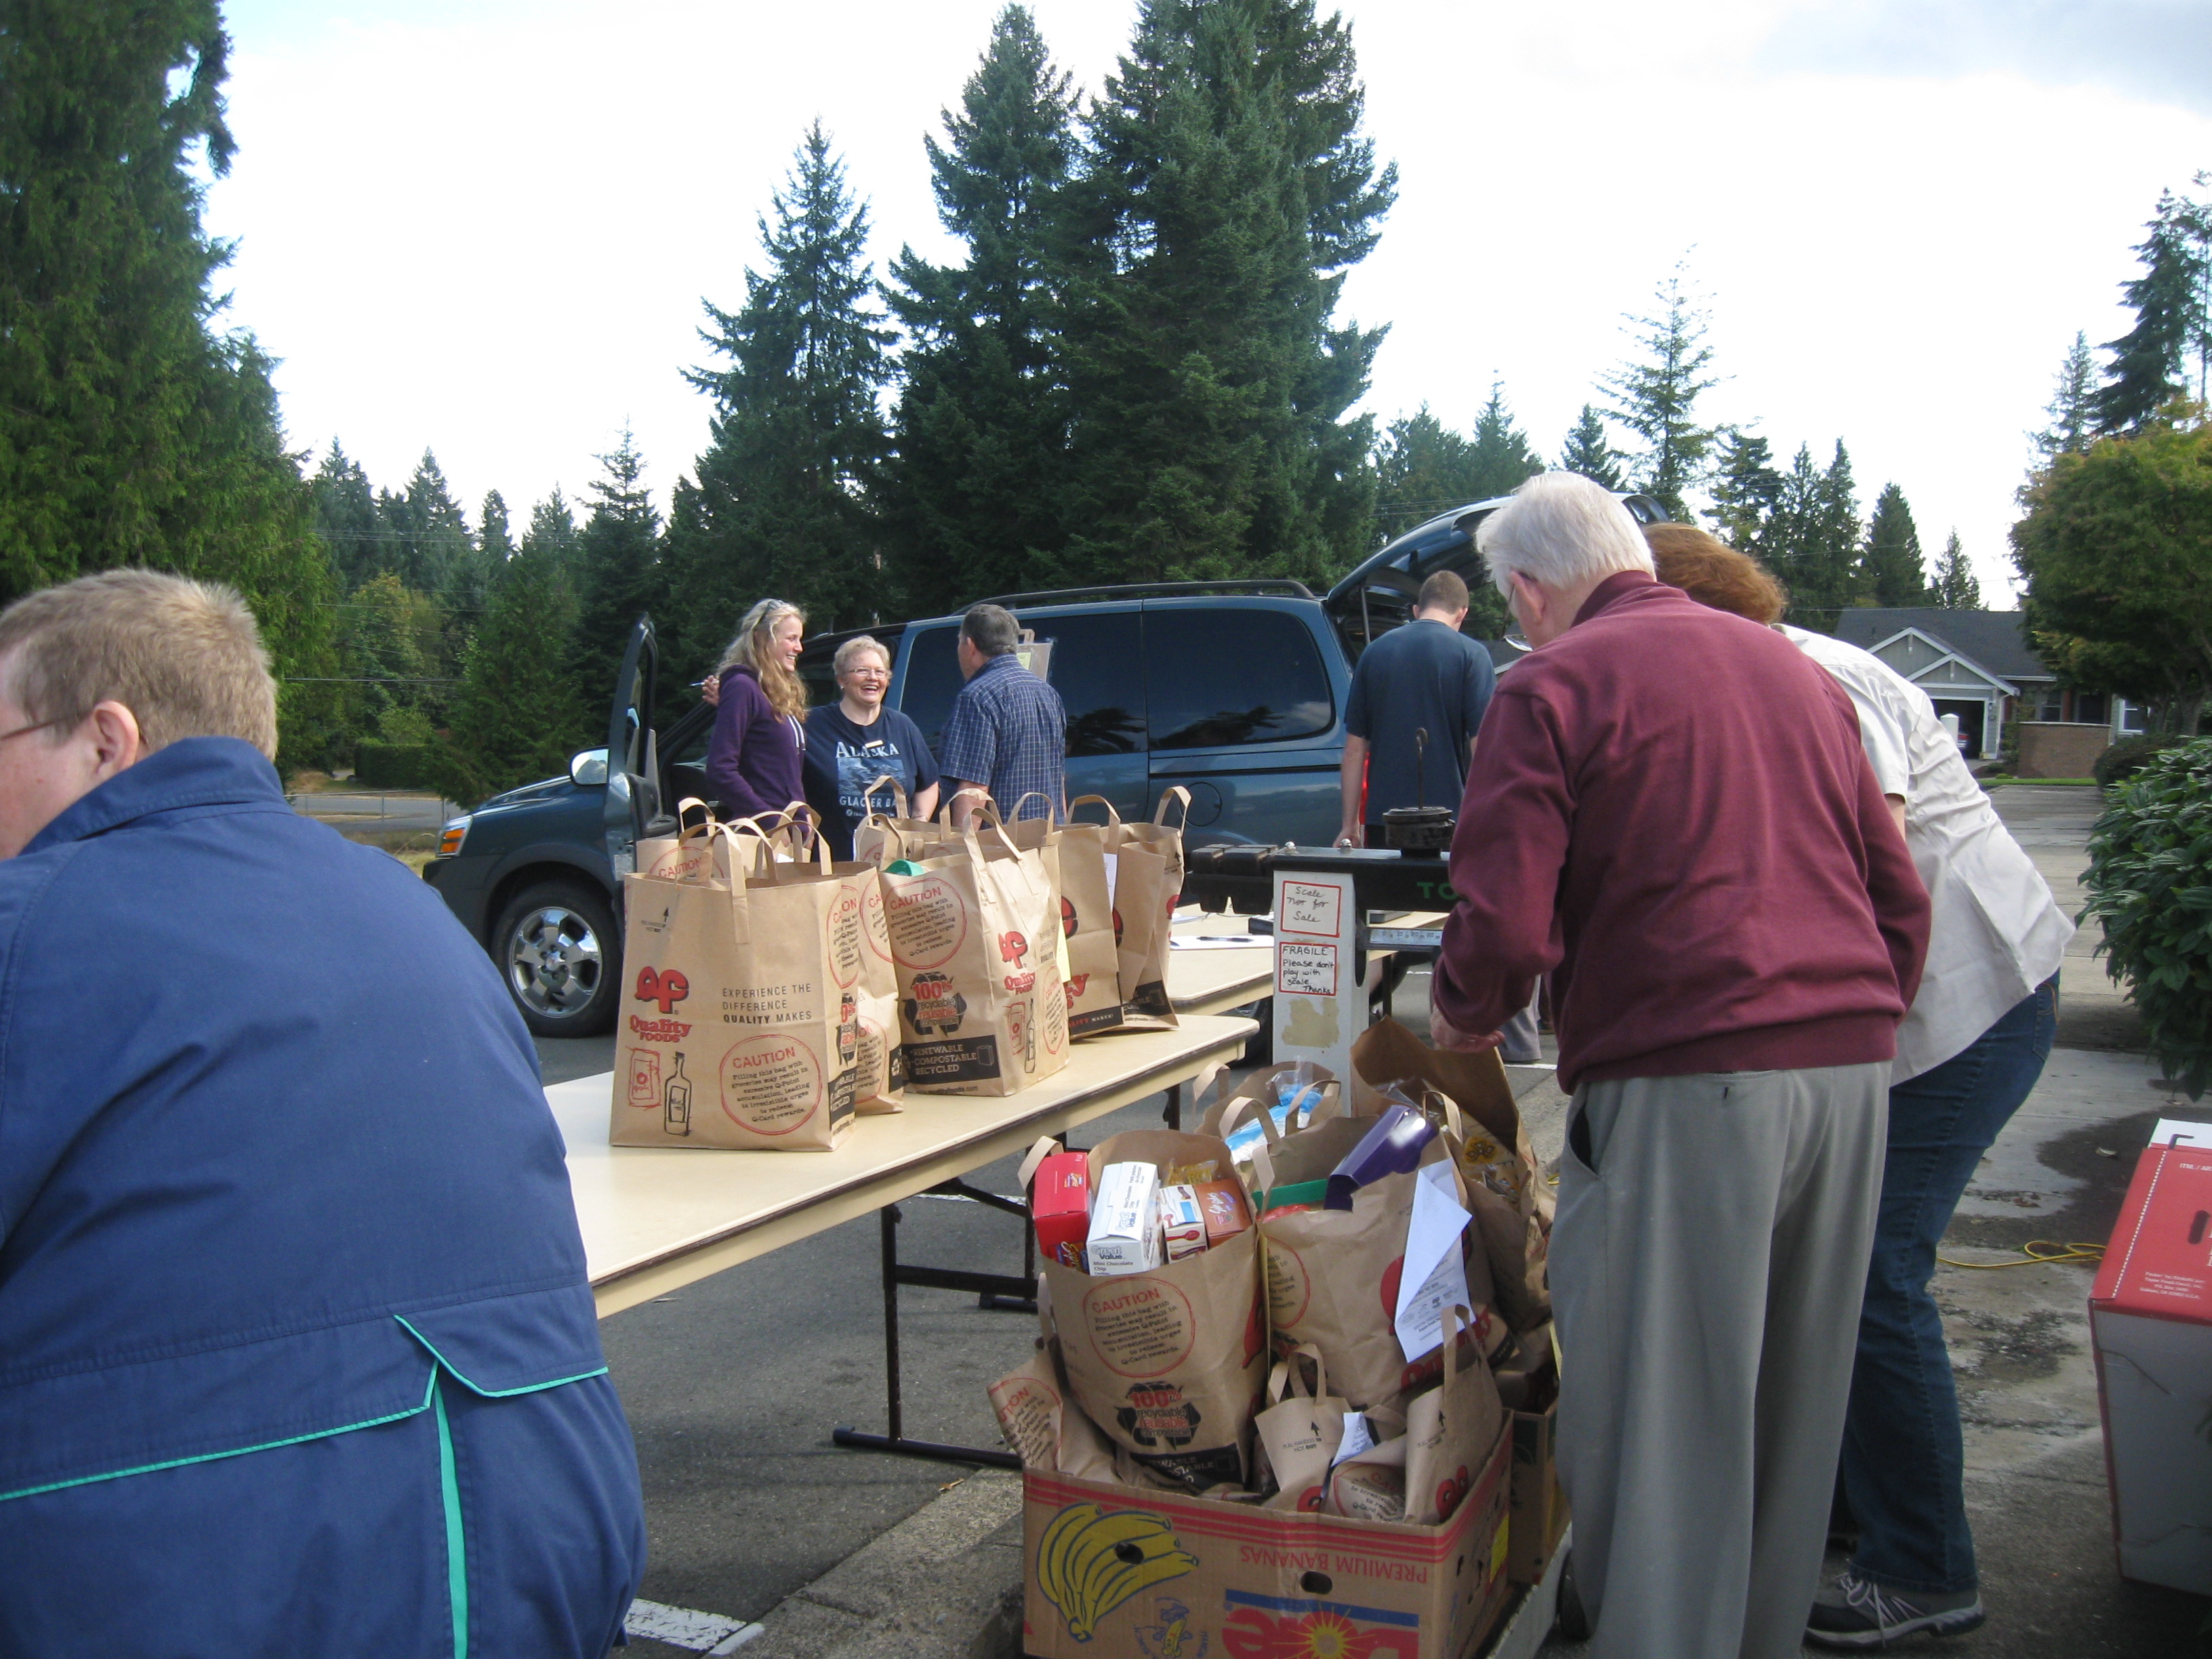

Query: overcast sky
left=206, top=0, right=2212, bottom=602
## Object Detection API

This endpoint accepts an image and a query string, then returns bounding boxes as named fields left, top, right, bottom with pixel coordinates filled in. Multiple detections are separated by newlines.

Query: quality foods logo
left=999, top=928, right=1036, bottom=994
left=628, top=1015, right=693, bottom=1042
left=635, top=966, right=690, bottom=1013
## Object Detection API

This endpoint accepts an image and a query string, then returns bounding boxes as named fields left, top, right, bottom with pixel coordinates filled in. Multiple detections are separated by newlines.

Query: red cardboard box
left=2090, top=1118, right=2212, bottom=1595
left=1033, top=1151, right=1092, bottom=1271
left=1021, top=1422, right=1513, bottom=1659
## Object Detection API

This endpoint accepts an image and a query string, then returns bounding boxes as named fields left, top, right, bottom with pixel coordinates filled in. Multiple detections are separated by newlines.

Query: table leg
left=832, top=1200, right=1023, bottom=1469
left=1163, top=1080, right=1183, bottom=1131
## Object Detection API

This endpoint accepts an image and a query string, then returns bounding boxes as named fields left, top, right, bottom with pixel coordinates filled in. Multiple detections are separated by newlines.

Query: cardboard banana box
left=1021, top=1420, right=1511, bottom=1659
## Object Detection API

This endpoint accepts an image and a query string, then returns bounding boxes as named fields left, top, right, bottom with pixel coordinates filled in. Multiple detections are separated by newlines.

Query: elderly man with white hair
left=1428, top=473, right=1931, bottom=1659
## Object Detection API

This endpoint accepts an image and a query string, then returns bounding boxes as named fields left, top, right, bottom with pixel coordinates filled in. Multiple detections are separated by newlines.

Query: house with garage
left=1834, top=608, right=2138, bottom=777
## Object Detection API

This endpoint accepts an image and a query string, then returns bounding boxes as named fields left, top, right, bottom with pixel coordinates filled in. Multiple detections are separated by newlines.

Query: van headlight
left=436, top=815, right=471, bottom=858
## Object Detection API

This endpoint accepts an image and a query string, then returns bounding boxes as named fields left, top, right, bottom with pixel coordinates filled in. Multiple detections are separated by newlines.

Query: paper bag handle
left=1066, top=794, right=1123, bottom=827
left=1017, top=1134, right=1063, bottom=1191
left=1152, top=785, right=1191, bottom=830
left=1005, top=790, right=1059, bottom=826
left=860, top=773, right=912, bottom=823
left=1212, top=1092, right=1284, bottom=1149
left=1267, top=1343, right=1328, bottom=1406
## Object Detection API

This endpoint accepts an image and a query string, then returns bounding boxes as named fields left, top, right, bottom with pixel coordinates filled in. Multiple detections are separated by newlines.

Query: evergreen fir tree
left=1054, top=0, right=1395, bottom=588
left=1557, top=405, right=1623, bottom=491
left=1801, top=440, right=1864, bottom=624
left=884, top=6, right=1084, bottom=611
left=312, top=441, right=384, bottom=588
left=2097, top=191, right=2203, bottom=434
left=1710, top=429, right=1784, bottom=554
left=1465, top=382, right=1540, bottom=500
left=668, top=123, right=893, bottom=660
left=523, top=490, right=581, bottom=570
left=438, top=521, right=586, bottom=802
left=478, top=491, right=514, bottom=564
left=1370, top=406, right=1507, bottom=636
left=2033, top=333, right=2098, bottom=462
left=1861, top=483, right=1929, bottom=607
left=1601, top=262, right=1719, bottom=520
left=1931, top=531, right=1983, bottom=609
left=573, top=430, right=663, bottom=699
left=1373, top=406, right=1473, bottom=528
left=386, top=449, right=472, bottom=596
left=1766, top=443, right=1825, bottom=619
left=0, top=0, right=339, bottom=767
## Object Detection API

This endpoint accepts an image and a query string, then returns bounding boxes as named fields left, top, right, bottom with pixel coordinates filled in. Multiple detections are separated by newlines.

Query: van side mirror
left=569, top=748, right=609, bottom=787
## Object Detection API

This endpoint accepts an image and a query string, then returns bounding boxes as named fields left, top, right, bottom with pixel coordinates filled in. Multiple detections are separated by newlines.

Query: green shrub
left=353, top=742, right=438, bottom=791
left=2095, top=731, right=2194, bottom=790
left=2084, top=738, right=2212, bottom=1097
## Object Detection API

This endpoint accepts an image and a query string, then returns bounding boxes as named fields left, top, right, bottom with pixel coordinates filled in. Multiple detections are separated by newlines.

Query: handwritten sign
left=1277, top=941, right=1338, bottom=998
left=1279, top=880, right=1343, bottom=938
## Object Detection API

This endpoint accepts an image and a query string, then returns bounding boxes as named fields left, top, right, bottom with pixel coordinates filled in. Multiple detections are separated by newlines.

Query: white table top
left=555, top=1014, right=1256, bottom=1317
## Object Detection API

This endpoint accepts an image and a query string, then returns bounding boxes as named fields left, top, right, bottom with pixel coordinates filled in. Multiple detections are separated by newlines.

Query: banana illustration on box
left=1036, top=1502, right=1200, bottom=1642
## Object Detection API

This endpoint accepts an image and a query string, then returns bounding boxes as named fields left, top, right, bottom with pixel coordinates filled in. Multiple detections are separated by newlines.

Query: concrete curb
left=739, top=1471, right=1027, bottom=1659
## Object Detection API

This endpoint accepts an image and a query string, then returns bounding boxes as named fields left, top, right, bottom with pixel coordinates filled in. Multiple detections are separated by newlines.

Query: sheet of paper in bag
left=1393, top=1160, right=1473, bottom=1362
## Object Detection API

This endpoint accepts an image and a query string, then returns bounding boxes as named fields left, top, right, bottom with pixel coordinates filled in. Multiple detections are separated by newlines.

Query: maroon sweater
left=1433, top=572, right=1929, bottom=1091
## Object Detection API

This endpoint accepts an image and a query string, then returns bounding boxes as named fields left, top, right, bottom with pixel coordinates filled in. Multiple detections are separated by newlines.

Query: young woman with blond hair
left=704, top=598, right=807, bottom=821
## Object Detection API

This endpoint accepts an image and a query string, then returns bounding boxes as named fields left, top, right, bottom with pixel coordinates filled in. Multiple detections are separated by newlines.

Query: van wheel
left=493, top=881, right=620, bottom=1036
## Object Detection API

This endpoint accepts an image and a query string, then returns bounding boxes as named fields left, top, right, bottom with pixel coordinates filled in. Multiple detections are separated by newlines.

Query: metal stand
left=833, top=1078, right=1196, bottom=1468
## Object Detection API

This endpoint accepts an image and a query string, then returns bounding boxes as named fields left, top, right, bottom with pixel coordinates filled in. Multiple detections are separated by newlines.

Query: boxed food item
left=2091, top=1119, right=2212, bottom=1595
left=1087, top=1162, right=1164, bottom=1276
left=1158, top=1184, right=1206, bottom=1263
left=1019, top=1422, right=1512, bottom=1659
left=1033, top=1151, right=1093, bottom=1271
left=1193, top=1178, right=1250, bottom=1249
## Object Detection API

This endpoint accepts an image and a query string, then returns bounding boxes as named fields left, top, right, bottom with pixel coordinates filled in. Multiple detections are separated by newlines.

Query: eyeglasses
left=0, top=716, right=64, bottom=745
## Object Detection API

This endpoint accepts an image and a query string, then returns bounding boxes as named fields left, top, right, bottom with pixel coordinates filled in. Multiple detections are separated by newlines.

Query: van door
left=1141, top=601, right=1344, bottom=847
left=603, top=617, right=665, bottom=878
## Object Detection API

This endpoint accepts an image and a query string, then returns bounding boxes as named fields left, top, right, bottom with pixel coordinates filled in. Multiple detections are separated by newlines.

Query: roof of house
left=1833, top=609, right=2050, bottom=681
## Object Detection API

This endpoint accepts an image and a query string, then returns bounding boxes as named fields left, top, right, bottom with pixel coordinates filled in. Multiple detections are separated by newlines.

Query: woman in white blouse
left=1647, top=525, right=2070, bottom=1652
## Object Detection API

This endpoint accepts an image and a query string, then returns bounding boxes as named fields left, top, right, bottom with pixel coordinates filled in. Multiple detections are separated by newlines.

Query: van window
left=897, top=626, right=965, bottom=752
left=1026, top=611, right=1145, bottom=755
left=1144, top=609, right=1334, bottom=750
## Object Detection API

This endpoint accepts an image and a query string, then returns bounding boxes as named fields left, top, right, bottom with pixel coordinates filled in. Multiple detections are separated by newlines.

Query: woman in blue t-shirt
left=803, top=636, right=941, bottom=859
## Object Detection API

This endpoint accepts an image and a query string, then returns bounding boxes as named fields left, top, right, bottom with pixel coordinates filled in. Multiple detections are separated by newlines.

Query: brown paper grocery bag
left=1352, top=1018, right=1551, bottom=1330
left=1102, top=789, right=1188, bottom=1028
left=610, top=852, right=748, bottom=1146
left=1058, top=797, right=1126, bottom=1038
left=1252, top=1345, right=1347, bottom=1511
left=637, top=798, right=733, bottom=884
left=882, top=817, right=1069, bottom=1096
left=989, top=1347, right=1119, bottom=1483
left=1401, top=1306, right=1506, bottom=1525
left=1040, top=1128, right=1268, bottom=1492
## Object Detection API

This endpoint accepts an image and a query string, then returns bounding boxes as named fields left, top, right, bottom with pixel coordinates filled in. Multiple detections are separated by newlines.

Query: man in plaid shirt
left=940, top=603, right=1067, bottom=827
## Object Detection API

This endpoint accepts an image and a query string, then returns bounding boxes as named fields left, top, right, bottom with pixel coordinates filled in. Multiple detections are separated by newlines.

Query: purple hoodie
left=705, top=665, right=804, bottom=823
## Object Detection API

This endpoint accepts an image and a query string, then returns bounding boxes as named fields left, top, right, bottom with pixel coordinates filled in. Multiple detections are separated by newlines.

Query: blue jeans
left=1840, top=977, right=2060, bottom=1594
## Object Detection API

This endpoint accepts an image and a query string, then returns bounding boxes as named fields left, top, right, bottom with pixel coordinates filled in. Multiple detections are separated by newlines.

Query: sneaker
left=1805, top=1570, right=1986, bottom=1648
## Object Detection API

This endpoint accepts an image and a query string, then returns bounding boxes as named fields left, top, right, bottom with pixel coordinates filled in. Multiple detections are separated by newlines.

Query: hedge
left=2084, top=737, right=2212, bottom=1097
left=352, top=742, right=440, bottom=792
left=2093, top=731, right=2196, bottom=792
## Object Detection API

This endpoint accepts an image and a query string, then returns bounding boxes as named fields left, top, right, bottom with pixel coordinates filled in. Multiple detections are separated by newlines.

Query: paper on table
left=1392, top=1160, right=1473, bottom=1363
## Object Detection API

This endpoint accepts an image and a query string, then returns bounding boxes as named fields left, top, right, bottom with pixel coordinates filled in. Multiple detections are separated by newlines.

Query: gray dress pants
left=1553, top=1063, right=1888, bottom=1659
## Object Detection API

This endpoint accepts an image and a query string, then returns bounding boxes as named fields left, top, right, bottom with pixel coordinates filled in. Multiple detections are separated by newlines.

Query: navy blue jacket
left=0, top=741, right=643, bottom=1656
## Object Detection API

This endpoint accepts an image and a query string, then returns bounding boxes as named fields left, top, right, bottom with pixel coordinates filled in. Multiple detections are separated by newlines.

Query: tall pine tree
left=1767, top=441, right=1864, bottom=626
left=1054, top=0, right=1395, bottom=587
left=1601, top=263, right=1719, bottom=520
left=0, top=0, right=340, bottom=766
left=312, top=441, right=384, bottom=588
left=1711, top=430, right=1783, bottom=555
left=1465, top=382, right=1540, bottom=500
left=438, top=516, right=586, bottom=803
left=1557, top=405, right=1623, bottom=491
left=667, top=123, right=893, bottom=660
left=1860, top=483, right=1928, bottom=607
left=2033, top=333, right=2098, bottom=463
left=573, top=429, right=662, bottom=699
left=1370, top=405, right=1507, bottom=634
left=2097, top=190, right=2203, bottom=434
left=1931, top=531, right=1982, bottom=609
left=884, top=6, right=1084, bottom=611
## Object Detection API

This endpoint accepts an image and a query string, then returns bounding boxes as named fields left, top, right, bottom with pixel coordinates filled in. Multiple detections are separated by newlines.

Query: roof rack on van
left=977, top=579, right=1317, bottom=608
